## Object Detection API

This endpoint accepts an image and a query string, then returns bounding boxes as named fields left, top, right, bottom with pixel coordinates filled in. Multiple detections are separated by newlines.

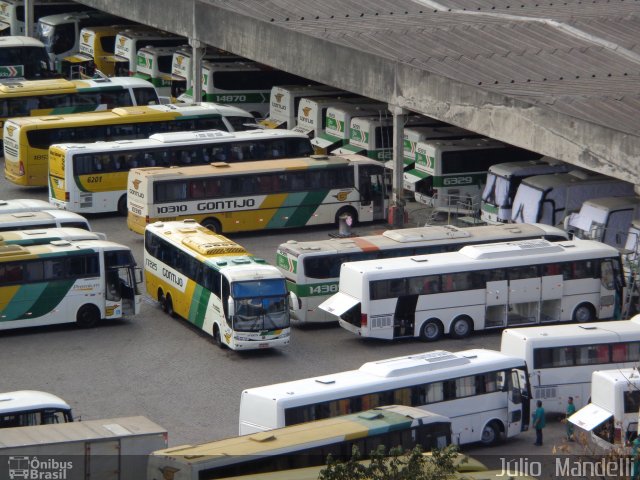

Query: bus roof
left=137, top=44, right=185, bottom=56
left=0, top=76, right=154, bottom=96
left=0, top=35, right=44, bottom=47
left=6, top=101, right=253, bottom=126
left=0, top=209, right=86, bottom=222
left=0, top=227, right=104, bottom=245
left=37, top=10, right=116, bottom=26
left=578, top=195, right=640, bottom=212
left=51, top=128, right=308, bottom=152
left=201, top=60, right=264, bottom=73
left=153, top=405, right=448, bottom=460
left=131, top=154, right=381, bottom=180
left=0, top=239, right=129, bottom=261
left=486, top=157, right=570, bottom=178
left=0, top=198, right=51, bottom=212
left=416, top=137, right=506, bottom=153
left=278, top=223, right=568, bottom=257
left=115, top=27, right=179, bottom=41
left=592, top=368, right=640, bottom=386
left=517, top=169, right=611, bottom=190
left=339, top=239, right=618, bottom=278
left=241, top=349, right=523, bottom=402
left=501, top=317, right=640, bottom=348
left=0, top=390, right=70, bottom=414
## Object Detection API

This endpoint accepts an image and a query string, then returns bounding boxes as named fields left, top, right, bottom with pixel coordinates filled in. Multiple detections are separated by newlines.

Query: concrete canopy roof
left=77, top=0, right=640, bottom=185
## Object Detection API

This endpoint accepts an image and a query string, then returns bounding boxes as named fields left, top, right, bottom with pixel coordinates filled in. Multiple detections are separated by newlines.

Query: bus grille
left=534, top=386, right=557, bottom=400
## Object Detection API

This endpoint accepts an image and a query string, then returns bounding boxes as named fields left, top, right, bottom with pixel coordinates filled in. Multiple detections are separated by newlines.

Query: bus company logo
left=274, top=93, right=284, bottom=103
left=302, top=107, right=312, bottom=117
left=175, top=55, right=184, bottom=67
left=131, top=179, right=142, bottom=190
left=332, top=191, right=350, bottom=202
left=81, top=32, right=90, bottom=44
left=5, top=125, right=15, bottom=137
left=118, top=36, right=126, bottom=47
left=0, top=4, right=6, bottom=13
left=8, top=456, right=73, bottom=479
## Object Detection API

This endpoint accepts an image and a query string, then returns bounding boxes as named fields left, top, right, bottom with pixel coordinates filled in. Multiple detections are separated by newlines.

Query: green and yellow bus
left=146, top=405, right=452, bottom=480
left=0, top=238, right=142, bottom=330
left=4, top=102, right=255, bottom=187
left=144, top=219, right=291, bottom=350
left=0, top=227, right=103, bottom=246
left=127, top=154, right=388, bottom=235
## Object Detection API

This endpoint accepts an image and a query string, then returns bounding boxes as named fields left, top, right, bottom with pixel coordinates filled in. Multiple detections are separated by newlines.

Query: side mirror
left=135, top=267, right=143, bottom=284
left=227, top=297, right=235, bottom=318
left=511, top=389, right=522, bottom=404
left=289, top=291, right=300, bottom=312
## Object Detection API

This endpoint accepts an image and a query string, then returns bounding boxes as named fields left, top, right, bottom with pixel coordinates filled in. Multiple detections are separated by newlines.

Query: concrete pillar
left=389, top=104, right=408, bottom=227
left=24, top=0, right=34, bottom=37
left=190, top=39, right=203, bottom=102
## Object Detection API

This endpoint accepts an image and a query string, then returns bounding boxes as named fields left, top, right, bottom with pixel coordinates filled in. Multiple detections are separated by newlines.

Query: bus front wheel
left=450, top=316, right=473, bottom=339
left=573, top=303, right=595, bottom=323
left=213, top=325, right=225, bottom=349
left=420, top=319, right=443, bottom=342
left=480, top=421, right=501, bottom=446
left=203, top=218, right=222, bottom=233
left=76, top=304, right=100, bottom=328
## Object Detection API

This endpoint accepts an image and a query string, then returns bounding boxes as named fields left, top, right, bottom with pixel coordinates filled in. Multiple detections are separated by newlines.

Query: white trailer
left=0, top=416, right=167, bottom=479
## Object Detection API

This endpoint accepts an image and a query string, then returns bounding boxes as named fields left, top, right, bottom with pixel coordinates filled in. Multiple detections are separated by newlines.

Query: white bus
left=0, top=210, right=91, bottom=231
left=113, top=28, right=184, bottom=77
left=500, top=316, right=640, bottom=414
left=310, top=103, right=387, bottom=155
left=259, top=85, right=345, bottom=130
left=565, top=196, right=640, bottom=249
left=333, top=115, right=440, bottom=162
left=49, top=128, right=313, bottom=215
left=0, top=36, right=52, bottom=79
left=480, top=158, right=572, bottom=224
left=239, top=348, right=531, bottom=446
left=0, top=0, right=78, bottom=36
left=135, top=44, right=186, bottom=99
left=144, top=220, right=291, bottom=350
left=511, top=169, right=635, bottom=226
left=411, top=138, right=542, bottom=215
left=0, top=390, right=73, bottom=427
left=291, top=95, right=367, bottom=138
left=0, top=198, right=51, bottom=215
left=277, top=223, right=569, bottom=325
left=569, top=368, right=640, bottom=449
left=0, top=238, right=142, bottom=330
left=170, top=46, right=241, bottom=99
left=320, top=239, right=624, bottom=341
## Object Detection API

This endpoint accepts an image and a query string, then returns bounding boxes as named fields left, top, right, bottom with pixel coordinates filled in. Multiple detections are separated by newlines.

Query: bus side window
left=601, top=260, right=615, bottom=289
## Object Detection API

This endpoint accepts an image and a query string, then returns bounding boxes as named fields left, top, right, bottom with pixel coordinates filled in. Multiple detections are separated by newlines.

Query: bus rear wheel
left=420, top=319, right=443, bottom=342
left=202, top=218, right=222, bottom=233
left=117, top=195, right=127, bottom=216
left=573, top=303, right=595, bottom=323
left=76, top=304, right=100, bottom=328
left=450, top=316, right=473, bottom=339
left=164, top=294, right=175, bottom=318
left=334, top=207, right=358, bottom=227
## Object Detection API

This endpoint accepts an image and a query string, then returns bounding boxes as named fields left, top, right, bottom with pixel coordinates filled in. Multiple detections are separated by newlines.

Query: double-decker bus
left=320, top=239, right=624, bottom=341
left=277, top=223, right=569, bottom=325
left=127, top=154, right=388, bottom=235
left=144, top=220, right=291, bottom=350
left=4, top=102, right=255, bottom=187
left=0, top=76, right=159, bottom=148
left=500, top=316, right=640, bottom=414
left=0, top=238, right=142, bottom=330
left=49, top=128, right=313, bottom=215
left=148, top=405, right=452, bottom=480
left=239, top=349, right=530, bottom=446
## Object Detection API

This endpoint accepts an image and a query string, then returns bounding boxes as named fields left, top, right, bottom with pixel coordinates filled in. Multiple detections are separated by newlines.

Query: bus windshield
left=512, top=185, right=544, bottom=223
left=481, top=173, right=511, bottom=208
left=0, top=45, right=51, bottom=78
left=233, top=279, right=289, bottom=332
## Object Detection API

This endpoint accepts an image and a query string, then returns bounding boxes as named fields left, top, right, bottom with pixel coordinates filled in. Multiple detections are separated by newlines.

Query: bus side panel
left=0, top=280, right=76, bottom=329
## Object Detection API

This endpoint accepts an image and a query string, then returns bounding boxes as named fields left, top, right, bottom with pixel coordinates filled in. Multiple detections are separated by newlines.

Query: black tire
left=419, top=319, right=443, bottom=342
left=480, top=421, right=501, bottom=446
left=76, top=304, right=100, bottom=328
left=334, top=207, right=358, bottom=226
left=158, top=290, right=166, bottom=311
left=117, top=195, right=127, bottom=216
left=165, top=294, right=175, bottom=318
left=213, top=325, right=225, bottom=349
left=450, top=316, right=473, bottom=339
left=573, top=303, right=595, bottom=323
left=202, top=217, right=222, bottom=233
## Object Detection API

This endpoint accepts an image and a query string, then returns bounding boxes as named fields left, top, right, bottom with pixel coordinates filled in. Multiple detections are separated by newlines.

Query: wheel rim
left=424, top=322, right=439, bottom=340
left=575, top=305, right=592, bottom=322
left=454, top=319, right=470, bottom=337
left=482, top=424, right=496, bottom=444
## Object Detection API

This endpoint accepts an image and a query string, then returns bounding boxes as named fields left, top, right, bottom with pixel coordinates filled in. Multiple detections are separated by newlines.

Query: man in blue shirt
left=532, top=400, right=545, bottom=446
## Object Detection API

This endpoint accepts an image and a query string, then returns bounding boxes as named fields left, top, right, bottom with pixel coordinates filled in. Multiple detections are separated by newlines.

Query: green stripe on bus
left=286, top=281, right=338, bottom=297
left=73, top=175, right=89, bottom=192
left=276, top=253, right=296, bottom=274
left=280, top=191, right=331, bottom=228
left=188, top=285, right=210, bottom=329
left=1, top=281, right=74, bottom=321
left=432, top=172, right=487, bottom=187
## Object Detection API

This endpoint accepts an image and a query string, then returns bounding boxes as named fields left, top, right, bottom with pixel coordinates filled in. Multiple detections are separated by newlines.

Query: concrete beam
left=74, top=0, right=640, bottom=186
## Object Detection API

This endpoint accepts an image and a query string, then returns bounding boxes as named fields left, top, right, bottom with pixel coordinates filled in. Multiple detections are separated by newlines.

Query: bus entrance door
left=506, top=368, right=525, bottom=437
left=485, top=279, right=508, bottom=328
